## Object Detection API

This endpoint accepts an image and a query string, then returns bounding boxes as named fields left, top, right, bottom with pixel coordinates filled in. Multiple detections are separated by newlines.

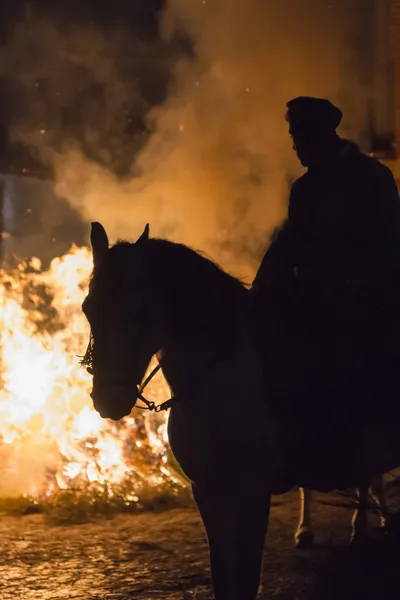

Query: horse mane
left=148, top=238, right=247, bottom=291
left=106, top=237, right=249, bottom=341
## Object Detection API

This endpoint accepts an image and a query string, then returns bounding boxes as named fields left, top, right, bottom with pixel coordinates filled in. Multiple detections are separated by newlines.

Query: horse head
left=81, top=222, right=159, bottom=420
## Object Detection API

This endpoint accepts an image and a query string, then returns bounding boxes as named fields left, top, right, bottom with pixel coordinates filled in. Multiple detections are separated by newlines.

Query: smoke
left=3, top=1, right=370, bottom=279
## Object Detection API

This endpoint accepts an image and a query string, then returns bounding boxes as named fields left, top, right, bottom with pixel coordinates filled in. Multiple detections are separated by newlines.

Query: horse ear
left=90, top=222, right=109, bottom=267
left=136, top=224, right=150, bottom=244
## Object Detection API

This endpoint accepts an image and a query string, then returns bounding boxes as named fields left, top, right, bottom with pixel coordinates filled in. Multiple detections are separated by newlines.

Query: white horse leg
left=350, top=485, right=369, bottom=545
left=370, top=475, right=391, bottom=531
left=294, top=488, right=315, bottom=548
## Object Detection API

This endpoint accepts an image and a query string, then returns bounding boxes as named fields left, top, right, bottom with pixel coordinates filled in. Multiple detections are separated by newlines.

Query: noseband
left=80, top=333, right=174, bottom=413
left=136, top=362, right=176, bottom=413
left=80, top=334, right=225, bottom=414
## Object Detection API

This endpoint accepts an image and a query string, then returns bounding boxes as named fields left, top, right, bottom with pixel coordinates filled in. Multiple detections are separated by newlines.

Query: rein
left=80, top=333, right=227, bottom=414
left=135, top=363, right=173, bottom=413
left=135, top=348, right=227, bottom=413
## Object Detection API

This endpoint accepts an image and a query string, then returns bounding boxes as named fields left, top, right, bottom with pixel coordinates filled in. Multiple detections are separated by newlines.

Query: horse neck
left=155, top=279, right=248, bottom=393
left=159, top=310, right=254, bottom=403
left=160, top=300, right=266, bottom=436
left=145, top=240, right=249, bottom=391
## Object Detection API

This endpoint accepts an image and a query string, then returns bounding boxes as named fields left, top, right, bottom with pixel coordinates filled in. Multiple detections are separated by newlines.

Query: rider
left=252, top=96, right=400, bottom=423
left=254, top=96, right=400, bottom=297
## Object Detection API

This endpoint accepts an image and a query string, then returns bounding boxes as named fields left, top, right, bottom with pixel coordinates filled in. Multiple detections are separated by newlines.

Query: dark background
left=0, top=0, right=175, bottom=179
left=0, top=0, right=185, bottom=262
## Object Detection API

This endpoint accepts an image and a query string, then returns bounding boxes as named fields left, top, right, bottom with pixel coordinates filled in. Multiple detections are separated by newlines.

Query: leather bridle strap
left=135, top=349, right=225, bottom=413
left=135, top=363, right=171, bottom=413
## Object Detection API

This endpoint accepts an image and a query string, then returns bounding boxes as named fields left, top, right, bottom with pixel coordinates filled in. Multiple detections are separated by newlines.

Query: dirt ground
left=1, top=485, right=400, bottom=600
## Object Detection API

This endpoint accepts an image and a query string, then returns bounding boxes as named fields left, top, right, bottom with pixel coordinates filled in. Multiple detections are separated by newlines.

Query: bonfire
left=0, top=247, right=189, bottom=521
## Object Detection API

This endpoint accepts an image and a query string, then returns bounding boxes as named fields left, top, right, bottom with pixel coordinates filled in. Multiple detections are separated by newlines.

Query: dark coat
left=252, top=141, right=400, bottom=424
left=253, top=141, right=400, bottom=295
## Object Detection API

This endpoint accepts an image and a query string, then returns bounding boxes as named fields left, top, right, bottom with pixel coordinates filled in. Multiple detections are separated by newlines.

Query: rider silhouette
left=253, top=96, right=400, bottom=297
left=253, top=96, right=400, bottom=424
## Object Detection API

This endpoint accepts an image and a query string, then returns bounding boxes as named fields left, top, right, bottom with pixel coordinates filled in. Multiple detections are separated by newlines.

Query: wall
left=372, top=0, right=393, bottom=151
left=389, top=0, right=400, bottom=156
left=381, top=0, right=400, bottom=185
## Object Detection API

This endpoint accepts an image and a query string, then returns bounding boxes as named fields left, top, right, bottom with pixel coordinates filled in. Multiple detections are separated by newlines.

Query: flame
left=0, top=247, right=184, bottom=503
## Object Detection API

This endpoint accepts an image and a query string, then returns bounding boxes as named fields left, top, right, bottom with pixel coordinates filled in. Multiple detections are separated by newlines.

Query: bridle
left=81, top=335, right=226, bottom=415
left=135, top=346, right=227, bottom=413
left=80, top=284, right=232, bottom=415
left=135, top=362, right=174, bottom=413
left=80, top=330, right=175, bottom=413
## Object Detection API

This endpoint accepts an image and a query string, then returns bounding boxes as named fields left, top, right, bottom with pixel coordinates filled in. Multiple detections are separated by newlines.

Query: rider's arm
left=252, top=180, right=302, bottom=292
left=252, top=223, right=293, bottom=291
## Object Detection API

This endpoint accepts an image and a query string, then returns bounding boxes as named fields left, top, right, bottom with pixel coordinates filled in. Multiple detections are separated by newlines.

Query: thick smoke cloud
left=4, top=1, right=369, bottom=279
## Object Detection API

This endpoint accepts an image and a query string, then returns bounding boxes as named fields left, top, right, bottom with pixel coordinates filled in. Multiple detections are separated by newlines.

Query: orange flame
left=0, top=247, right=183, bottom=501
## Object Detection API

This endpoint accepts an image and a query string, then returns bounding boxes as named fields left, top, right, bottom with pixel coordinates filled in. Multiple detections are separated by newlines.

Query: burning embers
left=0, top=247, right=186, bottom=510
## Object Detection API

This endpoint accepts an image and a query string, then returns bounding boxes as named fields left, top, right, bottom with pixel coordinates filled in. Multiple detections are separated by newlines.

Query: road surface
left=0, top=486, right=399, bottom=599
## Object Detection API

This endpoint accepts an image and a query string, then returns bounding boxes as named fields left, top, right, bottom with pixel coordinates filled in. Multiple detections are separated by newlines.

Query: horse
left=81, top=221, right=400, bottom=600
left=296, top=479, right=392, bottom=548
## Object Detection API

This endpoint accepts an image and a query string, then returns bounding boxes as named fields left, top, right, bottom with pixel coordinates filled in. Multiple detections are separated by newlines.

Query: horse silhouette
left=81, top=222, right=400, bottom=600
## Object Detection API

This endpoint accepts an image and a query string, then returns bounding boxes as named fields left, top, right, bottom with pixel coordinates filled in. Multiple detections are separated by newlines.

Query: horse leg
left=350, top=485, right=369, bottom=545
left=294, top=488, right=315, bottom=548
left=192, top=484, right=271, bottom=600
left=370, top=475, right=392, bottom=531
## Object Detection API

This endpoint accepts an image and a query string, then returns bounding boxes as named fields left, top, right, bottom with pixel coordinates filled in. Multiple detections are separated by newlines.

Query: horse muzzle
left=90, top=384, right=137, bottom=421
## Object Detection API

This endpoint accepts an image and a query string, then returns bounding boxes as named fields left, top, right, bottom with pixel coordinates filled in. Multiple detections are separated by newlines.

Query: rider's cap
left=286, top=96, right=342, bottom=137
